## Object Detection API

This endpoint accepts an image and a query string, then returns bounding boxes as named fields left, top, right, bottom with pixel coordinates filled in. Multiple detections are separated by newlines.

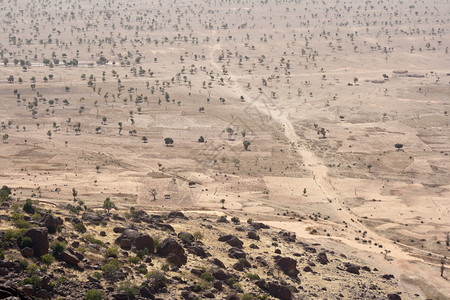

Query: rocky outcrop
left=24, top=227, right=48, bottom=257
left=158, top=238, right=187, bottom=266
left=275, top=256, right=299, bottom=277
left=115, top=229, right=154, bottom=252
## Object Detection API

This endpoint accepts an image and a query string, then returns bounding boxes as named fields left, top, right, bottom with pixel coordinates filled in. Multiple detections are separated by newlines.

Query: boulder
left=344, top=263, right=360, bottom=275
left=211, top=258, right=225, bottom=269
left=228, top=247, right=246, bottom=259
left=158, top=238, right=184, bottom=257
left=212, top=269, right=230, bottom=281
left=218, top=235, right=243, bottom=249
left=158, top=238, right=187, bottom=266
left=168, top=211, right=187, bottom=219
left=116, top=229, right=154, bottom=252
left=0, top=268, right=8, bottom=276
left=119, top=238, right=132, bottom=250
left=267, top=282, right=292, bottom=300
left=317, top=252, right=329, bottom=265
left=39, top=214, right=63, bottom=234
left=388, top=294, right=402, bottom=300
left=82, top=213, right=103, bottom=224
left=188, top=245, right=210, bottom=258
left=251, top=222, right=270, bottom=230
left=24, top=227, right=48, bottom=257
left=62, top=251, right=80, bottom=266
left=166, top=253, right=186, bottom=267
left=275, top=257, right=299, bottom=277
left=247, top=231, right=260, bottom=241
left=21, top=247, right=34, bottom=258
left=35, top=289, right=50, bottom=299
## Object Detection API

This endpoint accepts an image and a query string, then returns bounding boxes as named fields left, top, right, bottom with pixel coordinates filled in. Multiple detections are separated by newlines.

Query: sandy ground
left=0, top=0, right=449, bottom=298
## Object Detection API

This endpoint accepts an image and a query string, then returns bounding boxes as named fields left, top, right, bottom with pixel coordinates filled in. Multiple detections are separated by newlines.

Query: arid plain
left=0, top=0, right=449, bottom=298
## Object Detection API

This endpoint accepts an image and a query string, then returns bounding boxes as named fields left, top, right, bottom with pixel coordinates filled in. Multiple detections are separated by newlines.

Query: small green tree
left=103, top=198, right=117, bottom=214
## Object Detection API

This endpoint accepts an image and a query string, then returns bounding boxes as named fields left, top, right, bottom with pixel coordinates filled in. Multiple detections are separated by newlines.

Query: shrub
left=26, top=263, right=39, bottom=274
left=105, top=247, right=118, bottom=258
left=20, top=236, right=33, bottom=249
left=14, top=218, right=31, bottom=229
left=136, top=248, right=149, bottom=259
left=152, top=238, right=160, bottom=251
left=85, top=289, right=105, bottom=300
left=102, top=259, right=121, bottom=278
left=93, top=272, right=102, bottom=280
left=0, top=249, right=4, bottom=260
left=178, top=232, right=193, bottom=244
left=22, top=199, right=34, bottom=213
left=31, top=213, right=42, bottom=220
left=21, top=275, right=41, bottom=289
left=118, top=281, right=139, bottom=299
left=192, top=280, right=210, bottom=292
left=138, top=267, right=147, bottom=274
left=127, top=256, right=141, bottom=265
left=193, top=231, right=204, bottom=242
left=242, top=294, right=255, bottom=300
left=146, top=270, right=166, bottom=292
left=41, top=254, right=55, bottom=265
left=231, top=217, right=240, bottom=224
left=74, top=223, right=87, bottom=233
left=83, top=234, right=104, bottom=246
left=200, top=271, right=214, bottom=282
left=50, top=240, right=66, bottom=257
left=19, top=258, right=29, bottom=268
left=245, top=273, right=260, bottom=281
left=56, top=276, right=67, bottom=285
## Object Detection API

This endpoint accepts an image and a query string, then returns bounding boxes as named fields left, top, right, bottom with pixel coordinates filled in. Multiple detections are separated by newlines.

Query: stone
left=387, top=294, right=402, bottom=300
left=168, top=211, right=187, bottom=219
left=62, top=251, right=80, bottom=266
left=82, top=213, right=103, bottom=224
left=116, top=229, right=154, bottom=252
left=247, top=231, right=260, bottom=241
left=275, top=257, right=299, bottom=277
left=218, top=235, right=243, bottom=249
left=166, top=253, right=187, bottom=267
left=212, top=269, right=229, bottom=281
left=24, top=227, right=48, bottom=257
left=39, top=214, right=63, bottom=234
left=119, top=238, right=132, bottom=250
left=267, top=282, right=292, bottom=300
left=228, top=247, right=246, bottom=259
left=211, top=258, right=225, bottom=268
left=21, top=247, right=34, bottom=258
left=0, top=267, right=8, bottom=276
left=35, top=289, right=49, bottom=299
left=317, top=252, right=329, bottom=265
left=158, top=238, right=185, bottom=257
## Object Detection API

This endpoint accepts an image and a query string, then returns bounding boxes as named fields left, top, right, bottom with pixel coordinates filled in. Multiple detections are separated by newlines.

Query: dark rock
left=0, top=268, right=8, bottom=276
left=303, top=266, right=313, bottom=272
left=247, top=231, right=260, bottom=241
left=317, top=252, right=329, bottom=265
left=166, top=253, right=187, bottom=267
left=24, top=227, right=49, bottom=257
left=213, top=280, right=223, bottom=291
left=218, top=235, right=243, bottom=249
left=0, top=285, right=33, bottom=299
left=228, top=247, right=246, bottom=259
left=382, top=274, right=395, bottom=280
left=387, top=294, right=402, bottom=300
left=211, top=258, right=225, bottom=268
left=362, top=266, right=371, bottom=272
left=21, top=247, right=34, bottom=258
left=100, top=231, right=106, bottom=237
left=112, top=291, right=129, bottom=300
left=203, top=291, right=215, bottom=298
left=212, top=269, right=229, bottom=281
left=346, top=265, right=360, bottom=275
left=116, top=229, right=154, bottom=252
left=119, top=238, right=132, bottom=250
left=232, top=262, right=244, bottom=271
left=251, top=222, right=270, bottom=230
left=267, top=282, right=292, bottom=300
left=82, top=212, right=103, bottom=224
left=303, top=246, right=316, bottom=253
left=191, top=268, right=203, bottom=277
left=256, top=256, right=268, bottom=267
left=181, top=290, right=195, bottom=300
left=168, top=211, right=188, bottom=219
left=226, top=295, right=240, bottom=300
left=188, top=245, right=210, bottom=258
left=22, top=285, right=34, bottom=297
left=35, top=289, right=50, bottom=299
left=154, top=222, right=175, bottom=232
left=249, top=243, right=259, bottom=249
left=113, top=227, right=126, bottom=233
left=279, top=230, right=296, bottom=242
left=275, top=257, right=299, bottom=277
left=0, top=215, right=11, bottom=221
left=140, top=286, right=155, bottom=299
left=275, top=249, right=281, bottom=254
left=39, top=214, right=63, bottom=234
left=158, top=238, right=185, bottom=257
left=71, top=241, right=80, bottom=248
left=62, top=251, right=80, bottom=266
